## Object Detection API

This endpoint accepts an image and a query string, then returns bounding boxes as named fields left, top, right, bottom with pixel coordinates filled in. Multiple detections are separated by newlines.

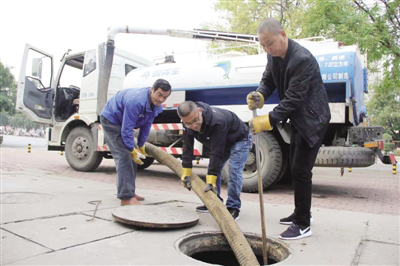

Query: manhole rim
left=0, top=191, right=55, bottom=204
left=174, top=231, right=292, bottom=265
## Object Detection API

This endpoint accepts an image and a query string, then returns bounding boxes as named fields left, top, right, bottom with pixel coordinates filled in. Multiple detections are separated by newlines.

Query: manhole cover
left=0, top=192, right=55, bottom=204
left=112, top=205, right=199, bottom=229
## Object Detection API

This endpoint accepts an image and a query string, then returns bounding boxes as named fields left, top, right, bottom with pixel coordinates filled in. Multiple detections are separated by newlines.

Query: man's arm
left=137, top=119, right=152, bottom=148
left=121, top=101, right=140, bottom=151
left=182, top=129, right=195, bottom=169
left=207, top=124, right=227, bottom=176
left=257, top=57, right=276, bottom=100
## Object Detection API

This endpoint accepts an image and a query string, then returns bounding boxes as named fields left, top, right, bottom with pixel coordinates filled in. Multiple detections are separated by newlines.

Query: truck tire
left=273, top=146, right=289, bottom=184
left=137, top=157, right=155, bottom=170
left=65, top=126, right=103, bottom=171
left=222, top=132, right=282, bottom=193
left=315, top=147, right=375, bottom=167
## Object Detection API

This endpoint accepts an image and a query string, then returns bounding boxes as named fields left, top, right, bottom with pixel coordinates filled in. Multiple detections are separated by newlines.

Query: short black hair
left=153, top=79, right=171, bottom=93
left=177, top=101, right=197, bottom=118
left=257, top=18, right=283, bottom=35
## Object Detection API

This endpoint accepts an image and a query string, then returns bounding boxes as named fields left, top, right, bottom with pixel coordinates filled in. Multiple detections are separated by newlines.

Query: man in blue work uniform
left=100, top=79, right=171, bottom=206
left=247, top=18, right=330, bottom=240
left=178, top=101, right=252, bottom=221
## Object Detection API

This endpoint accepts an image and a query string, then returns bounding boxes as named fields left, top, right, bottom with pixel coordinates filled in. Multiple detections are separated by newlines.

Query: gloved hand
left=130, top=149, right=145, bottom=165
left=138, top=146, right=150, bottom=157
left=181, top=168, right=192, bottom=191
left=246, top=91, right=265, bottom=110
left=204, top=175, right=217, bottom=193
left=250, top=114, right=273, bottom=134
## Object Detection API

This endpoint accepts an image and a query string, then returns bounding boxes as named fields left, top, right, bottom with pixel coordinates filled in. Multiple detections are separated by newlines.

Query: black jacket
left=182, top=102, right=249, bottom=176
left=257, top=39, right=331, bottom=147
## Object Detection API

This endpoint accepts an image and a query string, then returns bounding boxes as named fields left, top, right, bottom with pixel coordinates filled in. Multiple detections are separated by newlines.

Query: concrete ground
left=1, top=144, right=399, bottom=265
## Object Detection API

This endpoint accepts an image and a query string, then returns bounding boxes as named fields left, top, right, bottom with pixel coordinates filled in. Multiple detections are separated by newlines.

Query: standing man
left=178, top=101, right=252, bottom=221
left=100, top=79, right=171, bottom=206
left=247, top=18, right=331, bottom=240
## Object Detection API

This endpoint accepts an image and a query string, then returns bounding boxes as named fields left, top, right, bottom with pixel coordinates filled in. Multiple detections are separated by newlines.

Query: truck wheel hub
left=246, top=152, right=256, bottom=166
left=72, top=137, right=89, bottom=159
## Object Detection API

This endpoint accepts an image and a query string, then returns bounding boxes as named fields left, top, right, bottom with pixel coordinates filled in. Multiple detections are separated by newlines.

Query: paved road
left=0, top=135, right=46, bottom=149
left=1, top=137, right=398, bottom=216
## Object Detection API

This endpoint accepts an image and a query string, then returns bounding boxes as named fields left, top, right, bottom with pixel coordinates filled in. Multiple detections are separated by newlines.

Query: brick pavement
left=1, top=147, right=399, bottom=216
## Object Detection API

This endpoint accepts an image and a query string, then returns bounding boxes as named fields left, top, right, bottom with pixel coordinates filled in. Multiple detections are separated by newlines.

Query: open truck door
left=16, top=44, right=54, bottom=125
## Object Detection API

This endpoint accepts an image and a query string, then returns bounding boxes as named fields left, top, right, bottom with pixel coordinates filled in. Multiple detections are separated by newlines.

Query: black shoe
left=228, top=208, right=240, bottom=221
left=196, top=205, right=209, bottom=213
left=279, top=223, right=312, bottom=240
left=279, top=212, right=313, bottom=225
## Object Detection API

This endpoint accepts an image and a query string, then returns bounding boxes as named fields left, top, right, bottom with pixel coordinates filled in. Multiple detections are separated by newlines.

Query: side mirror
left=32, top=58, right=42, bottom=79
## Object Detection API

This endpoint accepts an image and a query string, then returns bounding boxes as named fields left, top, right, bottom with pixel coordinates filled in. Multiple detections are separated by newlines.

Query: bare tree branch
left=354, top=0, right=400, bottom=59
left=353, top=0, right=376, bottom=22
left=380, top=0, right=400, bottom=28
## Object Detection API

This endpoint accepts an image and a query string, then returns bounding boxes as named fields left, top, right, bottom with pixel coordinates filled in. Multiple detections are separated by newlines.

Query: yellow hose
left=145, top=142, right=260, bottom=266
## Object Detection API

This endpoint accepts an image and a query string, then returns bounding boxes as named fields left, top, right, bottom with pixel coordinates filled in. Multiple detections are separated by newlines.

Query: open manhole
left=176, top=231, right=290, bottom=265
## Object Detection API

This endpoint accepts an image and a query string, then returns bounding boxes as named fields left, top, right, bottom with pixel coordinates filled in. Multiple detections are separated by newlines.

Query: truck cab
left=16, top=43, right=152, bottom=170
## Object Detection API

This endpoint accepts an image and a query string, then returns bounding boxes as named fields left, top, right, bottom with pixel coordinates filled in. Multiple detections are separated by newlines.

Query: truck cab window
left=83, top=50, right=96, bottom=77
left=26, top=50, right=52, bottom=89
left=55, top=56, right=83, bottom=121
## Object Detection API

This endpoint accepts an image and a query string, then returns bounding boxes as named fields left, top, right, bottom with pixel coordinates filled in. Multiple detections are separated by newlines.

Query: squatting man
left=178, top=100, right=252, bottom=221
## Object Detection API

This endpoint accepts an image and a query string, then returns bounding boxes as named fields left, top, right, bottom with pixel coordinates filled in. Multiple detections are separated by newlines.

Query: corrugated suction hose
left=145, top=142, right=259, bottom=266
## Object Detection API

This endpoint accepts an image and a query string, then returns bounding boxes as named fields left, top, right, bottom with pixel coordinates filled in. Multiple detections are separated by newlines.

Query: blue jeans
left=214, top=132, right=253, bottom=211
left=100, top=115, right=137, bottom=200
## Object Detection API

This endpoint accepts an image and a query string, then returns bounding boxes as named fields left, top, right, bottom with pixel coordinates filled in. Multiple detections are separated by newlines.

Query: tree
left=353, top=0, right=400, bottom=83
left=8, top=113, right=38, bottom=130
left=203, top=0, right=305, bottom=55
left=212, top=0, right=304, bottom=35
left=367, top=77, right=400, bottom=140
left=0, top=61, right=17, bottom=116
left=0, top=112, right=9, bottom=126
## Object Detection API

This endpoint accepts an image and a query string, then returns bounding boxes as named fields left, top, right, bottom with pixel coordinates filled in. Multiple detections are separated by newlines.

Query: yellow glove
left=250, top=114, right=273, bottom=134
left=130, top=149, right=145, bottom=165
left=204, top=175, right=217, bottom=193
left=138, top=146, right=150, bottom=157
left=246, top=91, right=265, bottom=110
left=181, top=168, right=192, bottom=191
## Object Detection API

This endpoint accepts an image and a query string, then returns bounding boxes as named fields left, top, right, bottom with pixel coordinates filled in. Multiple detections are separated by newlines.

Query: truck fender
left=59, top=114, right=93, bottom=144
left=276, top=124, right=291, bottom=144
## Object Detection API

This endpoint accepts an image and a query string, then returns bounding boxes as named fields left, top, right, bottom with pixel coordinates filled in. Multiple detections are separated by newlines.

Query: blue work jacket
left=101, top=87, right=162, bottom=151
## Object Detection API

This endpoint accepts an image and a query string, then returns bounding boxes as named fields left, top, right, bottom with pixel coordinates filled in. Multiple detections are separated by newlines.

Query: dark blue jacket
left=182, top=102, right=249, bottom=176
left=257, top=39, right=331, bottom=147
left=101, top=87, right=162, bottom=151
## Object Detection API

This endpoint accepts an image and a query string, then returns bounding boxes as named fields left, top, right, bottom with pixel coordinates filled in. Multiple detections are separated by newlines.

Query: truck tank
left=122, top=38, right=384, bottom=193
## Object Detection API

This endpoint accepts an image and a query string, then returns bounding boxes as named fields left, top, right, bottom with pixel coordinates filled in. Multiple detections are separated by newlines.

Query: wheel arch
left=60, top=119, right=90, bottom=148
left=59, top=115, right=96, bottom=148
left=222, top=131, right=283, bottom=193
